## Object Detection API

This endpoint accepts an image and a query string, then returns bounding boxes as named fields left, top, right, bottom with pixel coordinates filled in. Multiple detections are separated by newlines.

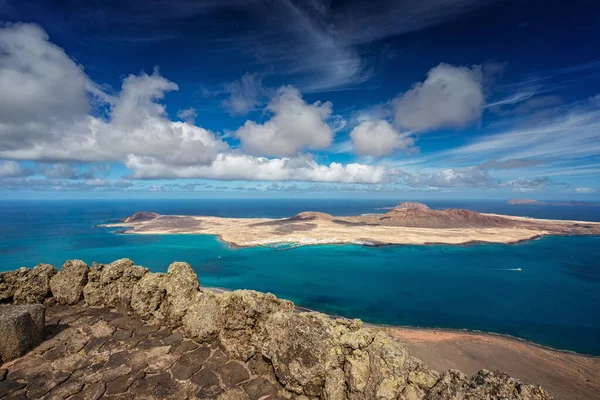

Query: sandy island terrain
left=104, top=201, right=600, bottom=248
left=384, top=326, right=600, bottom=400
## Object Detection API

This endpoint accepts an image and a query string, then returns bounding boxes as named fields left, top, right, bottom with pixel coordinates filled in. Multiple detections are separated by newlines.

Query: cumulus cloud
left=222, top=73, right=268, bottom=115
left=39, top=163, right=111, bottom=180
left=0, top=160, right=33, bottom=178
left=177, top=107, right=197, bottom=124
left=500, top=177, right=553, bottom=192
left=0, top=176, right=133, bottom=191
left=126, top=153, right=391, bottom=183
left=350, top=119, right=414, bottom=157
left=0, top=23, right=228, bottom=166
left=236, top=86, right=334, bottom=157
left=401, top=167, right=496, bottom=188
left=393, top=63, right=485, bottom=131
left=39, top=163, right=79, bottom=179
left=574, top=187, right=596, bottom=194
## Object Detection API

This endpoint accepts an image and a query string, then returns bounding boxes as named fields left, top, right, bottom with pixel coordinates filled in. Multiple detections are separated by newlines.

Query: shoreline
left=104, top=225, right=555, bottom=248
left=385, top=325, right=600, bottom=400
left=204, top=286, right=600, bottom=400
left=102, top=206, right=600, bottom=249
left=105, top=227, right=589, bottom=251
left=204, top=286, right=598, bottom=358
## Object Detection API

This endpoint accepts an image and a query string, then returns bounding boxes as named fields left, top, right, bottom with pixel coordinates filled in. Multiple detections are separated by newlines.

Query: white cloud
left=499, top=177, right=553, bottom=192
left=127, top=153, right=391, bottom=184
left=0, top=160, right=32, bottom=178
left=489, top=95, right=564, bottom=116
left=402, top=167, right=496, bottom=188
left=443, top=102, right=600, bottom=162
left=575, top=187, right=596, bottom=194
left=38, top=163, right=111, bottom=180
left=236, top=86, right=334, bottom=157
left=177, top=107, right=197, bottom=124
left=350, top=119, right=414, bottom=157
left=0, top=23, right=228, bottom=166
left=0, top=23, right=98, bottom=126
left=222, top=73, right=267, bottom=115
left=393, top=63, right=485, bottom=131
left=0, top=176, right=133, bottom=191
left=479, top=158, right=544, bottom=170
left=40, top=163, right=78, bottom=179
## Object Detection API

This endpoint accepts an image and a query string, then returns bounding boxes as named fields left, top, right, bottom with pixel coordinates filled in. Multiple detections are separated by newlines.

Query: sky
left=0, top=0, right=599, bottom=200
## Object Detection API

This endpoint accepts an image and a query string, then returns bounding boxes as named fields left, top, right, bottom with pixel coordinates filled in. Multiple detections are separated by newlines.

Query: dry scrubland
left=107, top=202, right=600, bottom=248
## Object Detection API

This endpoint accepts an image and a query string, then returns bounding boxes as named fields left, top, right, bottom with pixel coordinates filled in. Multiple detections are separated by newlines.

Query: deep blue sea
left=1, top=199, right=599, bottom=355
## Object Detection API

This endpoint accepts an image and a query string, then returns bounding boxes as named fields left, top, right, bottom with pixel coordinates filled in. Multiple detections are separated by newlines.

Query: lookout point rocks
left=0, top=259, right=553, bottom=400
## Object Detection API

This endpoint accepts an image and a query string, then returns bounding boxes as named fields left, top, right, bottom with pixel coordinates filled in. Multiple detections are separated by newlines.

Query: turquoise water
left=1, top=199, right=599, bottom=355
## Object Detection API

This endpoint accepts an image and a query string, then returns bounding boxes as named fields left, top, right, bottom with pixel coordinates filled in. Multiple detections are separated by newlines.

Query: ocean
left=1, top=199, right=599, bottom=355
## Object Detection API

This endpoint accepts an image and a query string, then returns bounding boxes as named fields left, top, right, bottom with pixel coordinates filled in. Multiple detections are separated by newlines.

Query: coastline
left=385, top=325, right=600, bottom=400
left=104, top=226, right=578, bottom=250
left=102, top=222, right=555, bottom=248
left=206, top=285, right=597, bottom=357
left=102, top=206, right=600, bottom=249
left=203, top=286, right=600, bottom=400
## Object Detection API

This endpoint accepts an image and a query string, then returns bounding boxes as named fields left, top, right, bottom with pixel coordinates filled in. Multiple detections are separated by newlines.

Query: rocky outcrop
left=0, top=304, right=45, bottom=364
left=0, top=264, right=56, bottom=304
left=83, top=258, right=147, bottom=307
left=0, top=259, right=553, bottom=400
left=50, top=260, right=88, bottom=305
left=425, top=369, right=551, bottom=399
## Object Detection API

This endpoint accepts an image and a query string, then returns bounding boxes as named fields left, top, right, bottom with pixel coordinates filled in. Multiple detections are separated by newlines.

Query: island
left=508, top=199, right=544, bottom=205
left=104, top=202, right=600, bottom=248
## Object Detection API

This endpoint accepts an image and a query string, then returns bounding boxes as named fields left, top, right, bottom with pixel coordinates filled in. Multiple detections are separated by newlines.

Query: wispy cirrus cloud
left=7, top=0, right=498, bottom=91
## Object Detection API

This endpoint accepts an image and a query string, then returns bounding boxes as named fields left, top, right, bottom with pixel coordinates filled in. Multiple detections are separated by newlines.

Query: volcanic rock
left=50, top=260, right=88, bottom=305
left=1, top=264, right=57, bottom=304
left=122, top=212, right=160, bottom=223
left=0, top=304, right=45, bottom=364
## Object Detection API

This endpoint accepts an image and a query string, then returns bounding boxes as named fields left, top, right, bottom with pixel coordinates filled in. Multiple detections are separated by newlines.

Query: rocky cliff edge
left=0, top=260, right=553, bottom=400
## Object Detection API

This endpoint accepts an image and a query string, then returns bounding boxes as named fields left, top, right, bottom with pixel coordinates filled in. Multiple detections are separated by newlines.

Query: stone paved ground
left=0, top=304, right=292, bottom=400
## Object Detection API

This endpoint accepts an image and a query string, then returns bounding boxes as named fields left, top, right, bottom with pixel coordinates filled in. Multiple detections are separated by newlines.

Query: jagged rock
left=0, top=264, right=57, bottom=304
left=219, top=290, right=294, bottom=360
left=357, top=332, right=439, bottom=400
left=50, top=260, right=89, bottom=305
left=182, top=291, right=222, bottom=342
left=0, top=261, right=554, bottom=400
left=131, top=272, right=167, bottom=321
left=131, top=262, right=199, bottom=326
left=83, top=259, right=147, bottom=307
left=262, top=312, right=439, bottom=400
left=163, top=262, right=199, bottom=326
left=0, top=304, right=45, bottom=364
left=263, top=312, right=346, bottom=397
left=425, top=369, right=552, bottom=400
left=0, top=268, right=27, bottom=302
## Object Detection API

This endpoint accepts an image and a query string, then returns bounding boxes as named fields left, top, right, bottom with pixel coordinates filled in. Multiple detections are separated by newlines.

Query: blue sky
left=0, top=0, right=599, bottom=199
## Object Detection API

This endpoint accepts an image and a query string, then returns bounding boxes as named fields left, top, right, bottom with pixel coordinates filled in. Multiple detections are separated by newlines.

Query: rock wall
left=0, top=259, right=553, bottom=400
